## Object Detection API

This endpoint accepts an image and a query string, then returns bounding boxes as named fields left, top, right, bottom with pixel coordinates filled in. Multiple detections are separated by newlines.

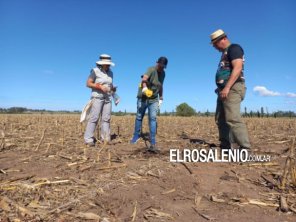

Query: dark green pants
left=215, top=82, right=251, bottom=149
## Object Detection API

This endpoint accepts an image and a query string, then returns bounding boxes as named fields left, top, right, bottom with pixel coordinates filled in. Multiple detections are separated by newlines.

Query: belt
left=235, top=77, right=245, bottom=83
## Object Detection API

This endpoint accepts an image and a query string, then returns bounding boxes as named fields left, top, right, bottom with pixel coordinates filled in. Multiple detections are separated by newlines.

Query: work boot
left=147, top=144, right=160, bottom=154
left=219, top=139, right=231, bottom=150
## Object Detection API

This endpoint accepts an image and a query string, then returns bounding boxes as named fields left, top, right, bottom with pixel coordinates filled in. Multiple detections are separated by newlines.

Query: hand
left=115, top=98, right=120, bottom=106
left=219, top=87, right=230, bottom=100
left=94, top=83, right=102, bottom=90
left=142, top=87, right=153, bottom=97
left=94, top=83, right=110, bottom=93
left=101, top=85, right=111, bottom=93
left=158, top=99, right=163, bottom=108
left=111, top=85, right=117, bottom=92
left=142, top=87, right=148, bottom=93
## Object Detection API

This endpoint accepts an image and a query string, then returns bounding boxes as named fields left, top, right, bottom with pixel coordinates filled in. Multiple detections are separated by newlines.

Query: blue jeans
left=132, top=99, right=158, bottom=145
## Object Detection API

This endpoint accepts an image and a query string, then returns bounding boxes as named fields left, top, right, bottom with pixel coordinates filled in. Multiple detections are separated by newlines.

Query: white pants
left=84, top=97, right=112, bottom=143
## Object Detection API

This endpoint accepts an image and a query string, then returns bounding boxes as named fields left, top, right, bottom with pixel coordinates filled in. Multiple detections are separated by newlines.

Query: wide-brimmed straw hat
left=210, top=29, right=227, bottom=44
left=96, top=54, right=115, bottom=66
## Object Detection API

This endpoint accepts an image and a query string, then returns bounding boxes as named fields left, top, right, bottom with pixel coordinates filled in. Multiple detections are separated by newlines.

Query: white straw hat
left=210, top=29, right=227, bottom=44
left=96, top=54, right=115, bottom=66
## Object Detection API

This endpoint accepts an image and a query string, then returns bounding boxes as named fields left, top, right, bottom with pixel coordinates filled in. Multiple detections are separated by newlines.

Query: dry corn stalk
left=290, top=137, right=296, bottom=186
left=1, top=197, right=35, bottom=217
left=35, top=128, right=46, bottom=151
left=162, top=188, right=176, bottom=195
left=32, top=179, right=70, bottom=188
left=45, top=143, right=52, bottom=153
left=144, top=208, right=174, bottom=220
left=280, top=137, right=295, bottom=189
left=247, top=199, right=279, bottom=207
left=61, top=128, right=65, bottom=146
left=0, top=130, right=5, bottom=149
left=192, top=207, right=216, bottom=221
left=291, top=165, right=296, bottom=186
left=98, top=164, right=127, bottom=171
left=130, top=201, right=137, bottom=222
left=280, top=195, right=289, bottom=212
left=108, top=150, right=111, bottom=167
left=75, top=212, right=101, bottom=220
left=194, top=193, right=202, bottom=208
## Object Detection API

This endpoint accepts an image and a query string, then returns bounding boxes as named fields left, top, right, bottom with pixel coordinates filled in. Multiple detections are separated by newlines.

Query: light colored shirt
left=89, top=67, right=113, bottom=99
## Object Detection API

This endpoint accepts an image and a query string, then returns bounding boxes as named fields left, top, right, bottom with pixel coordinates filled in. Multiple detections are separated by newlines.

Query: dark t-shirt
left=137, top=66, right=165, bottom=101
left=228, top=44, right=244, bottom=67
left=215, top=44, right=245, bottom=89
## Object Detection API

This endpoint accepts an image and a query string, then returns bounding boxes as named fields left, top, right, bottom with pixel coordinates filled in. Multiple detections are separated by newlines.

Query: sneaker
left=130, top=135, right=140, bottom=144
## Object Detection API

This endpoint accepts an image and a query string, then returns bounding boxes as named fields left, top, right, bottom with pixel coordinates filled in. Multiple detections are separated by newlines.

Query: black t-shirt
left=215, top=44, right=245, bottom=88
left=228, top=44, right=244, bottom=62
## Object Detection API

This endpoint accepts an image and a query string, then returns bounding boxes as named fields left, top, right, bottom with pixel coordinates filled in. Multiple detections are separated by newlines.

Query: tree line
left=242, top=106, right=295, bottom=118
left=0, top=107, right=80, bottom=114
left=164, top=103, right=295, bottom=118
left=0, top=105, right=295, bottom=118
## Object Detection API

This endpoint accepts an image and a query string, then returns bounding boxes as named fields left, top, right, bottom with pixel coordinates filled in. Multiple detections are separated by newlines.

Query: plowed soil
left=0, top=114, right=296, bottom=221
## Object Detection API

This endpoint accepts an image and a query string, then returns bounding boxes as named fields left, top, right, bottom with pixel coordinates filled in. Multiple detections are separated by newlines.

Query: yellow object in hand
left=145, top=89, right=153, bottom=97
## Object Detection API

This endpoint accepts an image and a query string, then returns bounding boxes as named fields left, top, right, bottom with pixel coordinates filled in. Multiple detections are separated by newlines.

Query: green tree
left=8, top=107, right=27, bottom=113
left=205, top=109, right=210, bottom=117
left=260, top=107, right=264, bottom=117
left=176, top=103, right=196, bottom=117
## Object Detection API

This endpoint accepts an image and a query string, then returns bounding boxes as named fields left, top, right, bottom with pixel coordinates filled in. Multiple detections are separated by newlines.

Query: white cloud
left=286, top=92, right=296, bottom=98
left=253, top=86, right=296, bottom=99
left=253, top=86, right=281, bottom=97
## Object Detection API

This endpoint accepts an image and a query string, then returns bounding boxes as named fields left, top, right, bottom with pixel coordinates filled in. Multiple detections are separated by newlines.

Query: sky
left=0, top=0, right=295, bottom=113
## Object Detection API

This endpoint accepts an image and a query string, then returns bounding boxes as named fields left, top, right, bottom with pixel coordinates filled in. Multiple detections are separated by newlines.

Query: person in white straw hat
left=210, top=29, right=251, bottom=150
left=84, top=54, right=119, bottom=146
left=96, top=54, right=115, bottom=66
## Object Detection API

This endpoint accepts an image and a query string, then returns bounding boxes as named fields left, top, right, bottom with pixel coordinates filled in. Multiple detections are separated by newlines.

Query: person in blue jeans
left=130, top=57, right=168, bottom=153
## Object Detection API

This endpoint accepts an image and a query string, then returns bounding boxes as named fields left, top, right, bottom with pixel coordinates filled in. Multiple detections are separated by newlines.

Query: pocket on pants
left=233, top=82, right=246, bottom=101
left=241, top=85, right=246, bottom=101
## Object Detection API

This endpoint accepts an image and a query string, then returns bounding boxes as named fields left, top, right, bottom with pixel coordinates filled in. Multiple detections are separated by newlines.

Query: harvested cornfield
left=0, top=114, right=296, bottom=221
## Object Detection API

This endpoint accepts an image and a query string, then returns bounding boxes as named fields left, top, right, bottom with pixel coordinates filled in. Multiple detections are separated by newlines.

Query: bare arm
left=86, top=78, right=109, bottom=93
left=86, top=78, right=98, bottom=89
left=219, top=58, right=243, bottom=99
left=159, top=85, right=163, bottom=100
left=141, top=75, right=149, bottom=88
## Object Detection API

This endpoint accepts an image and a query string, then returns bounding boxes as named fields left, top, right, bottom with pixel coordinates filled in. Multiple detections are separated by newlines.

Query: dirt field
left=0, top=114, right=296, bottom=222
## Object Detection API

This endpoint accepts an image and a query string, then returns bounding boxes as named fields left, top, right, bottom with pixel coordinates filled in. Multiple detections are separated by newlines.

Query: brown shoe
left=86, top=142, right=95, bottom=147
